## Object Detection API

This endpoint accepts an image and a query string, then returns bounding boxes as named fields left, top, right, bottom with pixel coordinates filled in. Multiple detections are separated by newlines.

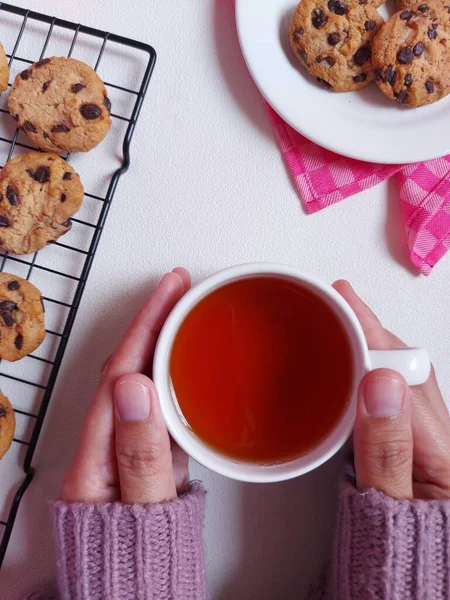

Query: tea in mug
left=170, top=277, right=353, bottom=464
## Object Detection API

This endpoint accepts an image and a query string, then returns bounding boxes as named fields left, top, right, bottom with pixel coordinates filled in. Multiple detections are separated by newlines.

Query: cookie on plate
left=0, top=392, right=15, bottom=459
left=8, top=57, right=112, bottom=152
left=0, top=43, right=9, bottom=94
left=372, top=2, right=450, bottom=107
left=0, top=273, right=46, bottom=362
left=290, top=0, right=384, bottom=91
left=0, top=152, right=84, bottom=255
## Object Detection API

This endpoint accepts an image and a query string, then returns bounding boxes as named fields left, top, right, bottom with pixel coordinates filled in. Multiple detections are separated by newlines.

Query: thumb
left=354, top=369, right=413, bottom=499
left=114, top=374, right=177, bottom=504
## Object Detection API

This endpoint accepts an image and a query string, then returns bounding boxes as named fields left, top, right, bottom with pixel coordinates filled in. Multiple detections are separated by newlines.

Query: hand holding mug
left=61, top=265, right=448, bottom=504
left=335, top=280, right=450, bottom=500
left=61, top=269, right=191, bottom=504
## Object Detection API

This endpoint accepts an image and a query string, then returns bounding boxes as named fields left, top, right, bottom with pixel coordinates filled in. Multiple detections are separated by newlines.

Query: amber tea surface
left=170, top=277, right=353, bottom=464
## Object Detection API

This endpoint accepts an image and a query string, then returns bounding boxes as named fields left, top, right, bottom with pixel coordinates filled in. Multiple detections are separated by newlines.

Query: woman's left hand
left=61, top=268, right=191, bottom=504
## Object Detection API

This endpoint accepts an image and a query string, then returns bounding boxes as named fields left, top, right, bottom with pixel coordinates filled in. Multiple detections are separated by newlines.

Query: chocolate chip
left=34, top=166, right=51, bottom=183
left=42, top=80, right=52, bottom=93
left=404, top=73, right=413, bottom=87
left=382, top=65, right=396, bottom=85
left=425, top=80, right=434, bottom=93
left=51, top=124, right=70, bottom=133
left=316, top=77, right=332, bottom=88
left=364, top=20, right=376, bottom=31
left=0, top=300, right=16, bottom=312
left=315, top=56, right=322, bottom=63
left=61, top=193, right=67, bottom=202
left=71, top=83, right=85, bottom=93
left=0, top=216, right=10, bottom=227
left=298, top=49, right=308, bottom=62
left=397, top=47, right=414, bottom=64
left=14, top=334, right=23, bottom=350
left=353, top=46, right=371, bottom=66
left=43, top=132, right=50, bottom=139
left=0, top=194, right=3, bottom=202
left=63, top=172, right=72, bottom=181
left=8, top=280, right=19, bottom=291
left=35, top=58, right=50, bottom=68
left=413, top=42, right=425, bottom=56
left=374, top=67, right=382, bottom=81
left=0, top=300, right=17, bottom=312
left=324, top=56, right=335, bottom=66
left=395, top=90, right=408, bottom=104
left=61, top=218, right=72, bottom=228
left=400, top=10, right=413, bottom=19
left=2, top=312, right=14, bottom=327
left=389, top=70, right=397, bottom=86
left=328, top=0, right=347, bottom=14
left=0, top=406, right=6, bottom=418
left=428, top=28, right=437, bottom=39
left=353, top=73, right=367, bottom=83
left=327, top=32, right=340, bottom=45
left=23, top=121, right=37, bottom=133
left=294, top=27, right=304, bottom=36
left=311, top=9, right=327, bottom=28
left=359, top=0, right=367, bottom=3
left=20, top=69, right=31, bottom=80
left=80, top=103, right=101, bottom=120
left=103, top=96, right=111, bottom=114
left=6, top=186, right=18, bottom=206
left=418, top=3, right=428, bottom=12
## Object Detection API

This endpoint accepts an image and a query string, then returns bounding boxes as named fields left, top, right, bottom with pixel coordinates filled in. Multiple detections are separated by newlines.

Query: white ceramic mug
left=153, top=264, right=430, bottom=483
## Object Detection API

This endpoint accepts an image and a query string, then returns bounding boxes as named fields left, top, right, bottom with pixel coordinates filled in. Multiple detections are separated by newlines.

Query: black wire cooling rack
left=0, top=2, right=156, bottom=567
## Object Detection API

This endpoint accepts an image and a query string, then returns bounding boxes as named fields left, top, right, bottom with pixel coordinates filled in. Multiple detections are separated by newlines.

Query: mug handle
left=368, top=348, right=431, bottom=386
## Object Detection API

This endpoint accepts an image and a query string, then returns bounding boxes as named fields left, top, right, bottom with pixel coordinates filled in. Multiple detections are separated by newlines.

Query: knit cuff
left=53, top=482, right=206, bottom=600
left=333, top=469, right=450, bottom=600
left=21, top=592, right=58, bottom=600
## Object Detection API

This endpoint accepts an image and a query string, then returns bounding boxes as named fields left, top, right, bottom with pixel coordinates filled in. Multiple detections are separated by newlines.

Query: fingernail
left=363, top=377, right=404, bottom=418
left=115, top=381, right=151, bottom=421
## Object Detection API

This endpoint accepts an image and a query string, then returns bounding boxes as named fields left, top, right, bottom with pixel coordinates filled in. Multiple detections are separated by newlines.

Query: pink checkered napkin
left=265, top=104, right=450, bottom=275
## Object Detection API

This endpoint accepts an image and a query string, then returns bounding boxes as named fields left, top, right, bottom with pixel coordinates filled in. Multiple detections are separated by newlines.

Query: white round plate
left=236, top=0, right=450, bottom=164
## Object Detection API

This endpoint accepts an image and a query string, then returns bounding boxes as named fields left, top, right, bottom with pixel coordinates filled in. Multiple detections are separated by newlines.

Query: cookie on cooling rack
left=0, top=391, right=15, bottom=459
left=0, top=152, right=84, bottom=255
left=289, top=0, right=384, bottom=91
left=0, top=42, right=9, bottom=94
left=8, top=57, right=112, bottom=153
left=0, top=273, right=46, bottom=362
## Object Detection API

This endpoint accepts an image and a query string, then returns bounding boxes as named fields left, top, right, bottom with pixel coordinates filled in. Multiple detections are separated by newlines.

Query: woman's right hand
left=334, top=280, right=450, bottom=500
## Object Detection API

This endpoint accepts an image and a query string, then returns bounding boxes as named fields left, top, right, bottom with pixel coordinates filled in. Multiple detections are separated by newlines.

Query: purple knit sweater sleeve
left=48, top=481, right=206, bottom=600
left=312, top=469, right=450, bottom=600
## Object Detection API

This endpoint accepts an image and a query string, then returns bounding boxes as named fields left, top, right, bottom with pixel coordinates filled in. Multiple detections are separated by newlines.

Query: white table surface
left=0, top=1, right=449, bottom=598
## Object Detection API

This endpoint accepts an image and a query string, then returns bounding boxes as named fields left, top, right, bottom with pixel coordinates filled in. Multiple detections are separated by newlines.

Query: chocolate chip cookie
left=0, top=273, right=45, bottom=362
left=373, top=2, right=450, bottom=107
left=0, top=152, right=84, bottom=255
left=0, top=391, right=15, bottom=459
left=0, top=43, right=9, bottom=94
left=290, top=0, right=384, bottom=91
left=8, top=57, right=112, bottom=152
